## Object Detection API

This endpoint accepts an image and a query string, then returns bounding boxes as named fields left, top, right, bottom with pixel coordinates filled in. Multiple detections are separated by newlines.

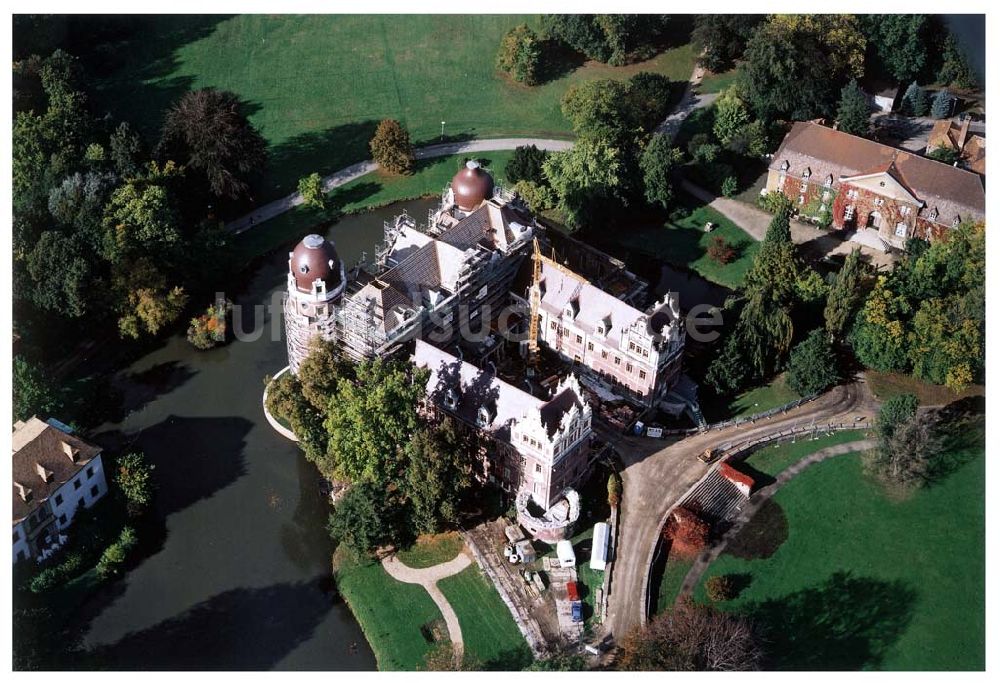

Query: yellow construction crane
left=526, top=238, right=542, bottom=366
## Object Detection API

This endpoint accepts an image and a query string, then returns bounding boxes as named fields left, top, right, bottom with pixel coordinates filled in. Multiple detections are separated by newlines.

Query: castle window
left=900, top=205, right=912, bottom=216
left=535, top=463, right=542, bottom=473
left=780, top=160, right=790, bottom=172
left=847, top=189, right=859, bottom=199
left=476, top=407, right=491, bottom=427
left=824, top=175, right=833, bottom=187
left=626, top=363, right=633, bottom=373
left=800, top=182, right=808, bottom=193
left=614, top=356, right=621, bottom=365
left=601, top=350, right=608, bottom=359
left=575, top=334, right=582, bottom=344
left=895, top=222, right=908, bottom=238
left=639, top=370, right=647, bottom=380
left=444, top=388, right=459, bottom=411
left=873, top=198, right=884, bottom=207
left=844, top=205, right=856, bottom=221
left=587, top=342, right=594, bottom=351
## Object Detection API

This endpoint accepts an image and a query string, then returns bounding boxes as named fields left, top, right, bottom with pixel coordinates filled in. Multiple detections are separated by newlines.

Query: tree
left=96, top=526, right=138, bottom=579
left=496, top=24, right=542, bottom=85
left=930, top=89, right=953, bottom=119
left=849, top=275, right=912, bottom=373
left=101, top=167, right=183, bottom=262
left=26, top=231, right=94, bottom=318
left=927, top=145, right=961, bottom=165
left=861, top=15, right=929, bottom=82
left=324, top=359, right=427, bottom=485
left=721, top=176, right=738, bottom=198
left=639, top=134, right=683, bottom=210
left=506, top=145, right=549, bottom=185
left=663, top=507, right=710, bottom=557
left=511, top=179, right=555, bottom=213
left=115, top=451, right=155, bottom=517
left=618, top=598, right=763, bottom=671
left=901, top=81, right=929, bottom=117
left=265, top=372, right=328, bottom=466
left=403, top=419, right=473, bottom=535
left=297, top=339, right=352, bottom=412
left=824, top=248, right=868, bottom=341
left=327, top=481, right=410, bottom=557
left=786, top=328, right=840, bottom=396
left=836, top=79, right=871, bottom=137
left=109, top=121, right=143, bottom=178
left=369, top=119, right=414, bottom=175
left=691, top=15, right=764, bottom=73
left=875, top=393, right=919, bottom=443
left=561, top=78, right=634, bottom=145
left=707, top=236, right=736, bottom=264
left=867, top=407, right=943, bottom=491
left=525, top=652, right=589, bottom=671
left=705, top=332, right=752, bottom=396
left=607, top=471, right=622, bottom=508
left=13, top=357, right=61, bottom=422
left=542, top=140, right=622, bottom=227
left=713, top=87, right=752, bottom=146
left=938, top=33, right=979, bottom=90
left=158, top=88, right=266, bottom=199
left=740, top=16, right=864, bottom=122
left=542, top=14, right=670, bottom=66
left=298, top=172, right=325, bottom=209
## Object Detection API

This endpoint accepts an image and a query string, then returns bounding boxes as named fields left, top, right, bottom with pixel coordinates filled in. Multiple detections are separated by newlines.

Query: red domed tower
left=283, top=234, right=346, bottom=373
left=449, top=160, right=495, bottom=212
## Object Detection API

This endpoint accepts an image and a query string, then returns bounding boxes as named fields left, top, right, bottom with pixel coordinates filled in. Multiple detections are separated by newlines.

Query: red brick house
left=766, top=122, right=985, bottom=247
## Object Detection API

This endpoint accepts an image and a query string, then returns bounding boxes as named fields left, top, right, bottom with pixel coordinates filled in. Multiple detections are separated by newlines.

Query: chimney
left=958, top=118, right=971, bottom=149
left=62, top=440, right=80, bottom=462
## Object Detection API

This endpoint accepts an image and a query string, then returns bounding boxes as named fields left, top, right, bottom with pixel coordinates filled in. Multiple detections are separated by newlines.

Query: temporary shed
left=590, top=522, right=609, bottom=571
left=556, top=539, right=576, bottom=568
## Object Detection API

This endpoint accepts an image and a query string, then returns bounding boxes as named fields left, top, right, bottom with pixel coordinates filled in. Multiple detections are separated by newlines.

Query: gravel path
left=226, top=138, right=573, bottom=235
left=675, top=439, right=876, bottom=601
left=381, top=551, right=472, bottom=660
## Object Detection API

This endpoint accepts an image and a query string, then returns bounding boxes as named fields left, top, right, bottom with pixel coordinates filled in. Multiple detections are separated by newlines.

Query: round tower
left=448, top=160, right=495, bottom=213
left=283, top=234, right=346, bottom=373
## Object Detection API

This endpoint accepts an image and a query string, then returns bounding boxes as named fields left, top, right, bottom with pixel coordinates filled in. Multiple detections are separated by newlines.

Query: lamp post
left=441, top=121, right=445, bottom=140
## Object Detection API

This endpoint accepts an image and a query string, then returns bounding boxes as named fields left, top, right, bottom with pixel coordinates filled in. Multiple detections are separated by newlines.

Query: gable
left=840, top=171, right=922, bottom=205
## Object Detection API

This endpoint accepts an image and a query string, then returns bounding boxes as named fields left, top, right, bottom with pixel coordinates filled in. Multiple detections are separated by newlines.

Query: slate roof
left=771, top=122, right=985, bottom=227
left=438, top=201, right=532, bottom=252
left=12, top=418, right=101, bottom=523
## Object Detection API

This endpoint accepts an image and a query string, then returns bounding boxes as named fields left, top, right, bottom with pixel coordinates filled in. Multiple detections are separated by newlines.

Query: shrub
left=297, top=172, right=325, bottom=210
left=927, top=145, right=961, bottom=165
left=96, top=526, right=138, bottom=580
left=705, top=574, right=738, bottom=602
left=707, top=236, right=736, bottom=264
left=496, top=24, right=542, bottom=85
left=369, top=119, right=414, bottom=174
left=116, top=451, right=155, bottom=518
left=186, top=299, right=230, bottom=350
left=607, top=471, right=622, bottom=508
left=721, top=175, right=738, bottom=197
left=512, top=179, right=555, bottom=214
left=29, top=552, right=85, bottom=594
left=930, top=89, right=953, bottom=119
left=506, top=145, right=550, bottom=185
left=757, top=190, right=794, bottom=215
left=663, top=507, right=710, bottom=557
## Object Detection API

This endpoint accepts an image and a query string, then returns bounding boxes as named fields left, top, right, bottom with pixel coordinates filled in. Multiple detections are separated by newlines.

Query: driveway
left=602, top=380, right=878, bottom=640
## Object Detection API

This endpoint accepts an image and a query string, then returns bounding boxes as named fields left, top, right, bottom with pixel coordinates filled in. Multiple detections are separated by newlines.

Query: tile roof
left=771, top=122, right=985, bottom=226
left=12, top=417, right=101, bottom=523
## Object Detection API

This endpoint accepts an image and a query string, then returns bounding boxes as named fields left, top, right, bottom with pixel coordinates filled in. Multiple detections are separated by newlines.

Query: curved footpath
left=226, top=138, right=574, bottom=234
left=675, top=438, right=876, bottom=602
left=381, top=551, right=473, bottom=660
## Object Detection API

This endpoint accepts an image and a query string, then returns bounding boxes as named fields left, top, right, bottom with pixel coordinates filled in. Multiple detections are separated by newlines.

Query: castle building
left=412, top=339, right=593, bottom=512
left=13, top=417, right=108, bottom=564
left=766, top=121, right=985, bottom=247
left=283, top=234, right=346, bottom=373
left=511, top=257, right=685, bottom=406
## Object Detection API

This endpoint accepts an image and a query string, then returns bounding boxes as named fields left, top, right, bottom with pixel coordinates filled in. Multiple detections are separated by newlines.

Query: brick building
left=766, top=122, right=985, bottom=247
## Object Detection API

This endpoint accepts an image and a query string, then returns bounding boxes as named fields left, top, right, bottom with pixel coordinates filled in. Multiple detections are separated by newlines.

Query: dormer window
left=444, top=388, right=459, bottom=411
left=801, top=168, right=811, bottom=179
left=596, top=315, right=611, bottom=336
left=824, top=174, right=833, bottom=187
left=952, top=215, right=962, bottom=227
left=780, top=160, right=790, bottom=172
left=928, top=208, right=939, bottom=221
left=35, top=463, right=53, bottom=483
left=563, top=298, right=579, bottom=320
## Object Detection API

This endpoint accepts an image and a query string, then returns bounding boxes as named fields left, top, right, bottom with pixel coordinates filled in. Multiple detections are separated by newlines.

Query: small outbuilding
left=556, top=539, right=576, bottom=568
left=590, top=522, right=609, bottom=571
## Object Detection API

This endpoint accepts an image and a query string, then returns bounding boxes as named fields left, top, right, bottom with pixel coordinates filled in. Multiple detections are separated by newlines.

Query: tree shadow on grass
left=745, top=571, right=916, bottom=671
left=478, top=646, right=534, bottom=671
left=725, top=499, right=788, bottom=561
left=264, top=120, right=381, bottom=198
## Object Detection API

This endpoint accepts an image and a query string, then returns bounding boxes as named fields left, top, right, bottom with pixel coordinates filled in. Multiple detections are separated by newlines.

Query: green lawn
left=703, top=373, right=800, bottom=423
left=396, top=532, right=465, bottom=570
left=90, top=15, right=698, bottom=201
left=232, top=151, right=515, bottom=261
left=333, top=548, right=444, bottom=671
left=438, top=565, right=533, bottom=670
left=697, top=68, right=739, bottom=94
left=742, top=429, right=869, bottom=479
left=695, top=432, right=985, bottom=670
left=866, top=371, right=985, bottom=407
left=654, top=554, right=694, bottom=613
left=618, top=201, right=759, bottom=289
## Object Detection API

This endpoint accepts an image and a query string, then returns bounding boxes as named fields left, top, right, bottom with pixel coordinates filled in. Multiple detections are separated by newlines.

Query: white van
left=556, top=539, right=576, bottom=568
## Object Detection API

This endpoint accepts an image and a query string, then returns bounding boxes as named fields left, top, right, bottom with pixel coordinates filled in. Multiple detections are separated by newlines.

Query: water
left=76, top=197, right=438, bottom=670
left=943, top=15, right=985, bottom=83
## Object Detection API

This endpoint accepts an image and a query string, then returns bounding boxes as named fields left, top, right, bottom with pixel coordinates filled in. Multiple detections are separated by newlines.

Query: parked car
left=566, top=581, right=580, bottom=602
left=571, top=601, right=583, bottom=622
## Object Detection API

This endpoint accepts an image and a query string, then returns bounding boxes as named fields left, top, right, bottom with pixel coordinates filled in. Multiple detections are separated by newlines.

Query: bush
left=512, top=179, right=555, bottom=214
left=707, top=236, right=736, bottom=264
left=96, top=526, right=138, bottom=580
left=607, top=471, right=622, bottom=508
left=116, top=451, right=155, bottom=518
left=369, top=119, right=414, bottom=174
left=930, top=89, right=953, bottom=119
left=496, top=24, right=542, bottom=85
left=29, top=552, right=85, bottom=594
left=757, top=190, right=794, bottom=215
left=927, top=145, right=961, bottom=165
left=663, top=507, right=710, bottom=557
left=297, top=172, right=325, bottom=209
left=186, top=299, right=230, bottom=350
left=506, top=145, right=549, bottom=185
left=705, top=574, right=738, bottom=602
left=721, top=175, right=738, bottom=197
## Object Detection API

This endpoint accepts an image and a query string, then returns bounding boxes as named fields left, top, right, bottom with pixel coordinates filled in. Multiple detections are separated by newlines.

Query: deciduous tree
left=496, top=24, right=542, bottom=85
left=639, top=133, right=683, bottom=210
left=691, top=15, right=764, bottom=73
left=786, top=328, right=840, bottom=396
left=297, top=172, right=325, bottom=210
left=369, top=119, right=415, bottom=175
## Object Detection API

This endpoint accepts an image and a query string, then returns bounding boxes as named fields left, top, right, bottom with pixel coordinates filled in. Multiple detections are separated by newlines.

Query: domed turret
left=451, top=160, right=495, bottom=211
left=290, top=234, right=343, bottom=295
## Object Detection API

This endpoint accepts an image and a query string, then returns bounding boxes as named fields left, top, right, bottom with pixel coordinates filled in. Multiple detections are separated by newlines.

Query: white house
left=12, top=417, right=108, bottom=564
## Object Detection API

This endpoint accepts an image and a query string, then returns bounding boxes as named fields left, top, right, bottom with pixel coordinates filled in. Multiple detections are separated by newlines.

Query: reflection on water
left=75, top=198, right=438, bottom=670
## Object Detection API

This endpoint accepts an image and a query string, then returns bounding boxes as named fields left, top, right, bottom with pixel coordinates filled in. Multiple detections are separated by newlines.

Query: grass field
left=438, top=565, right=533, bottom=670
left=333, top=547, right=443, bottom=671
left=617, top=202, right=759, bottom=289
left=697, top=68, right=740, bottom=94
left=396, top=532, right=465, bottom=570
left=654, top=553, right=694, bottom=613
left=866, top=371, right=985, bottom=407
left=90, top=15, right=698, bottom=201
left=701, top=373, right=800, bottom=423
left=232, top=151, right=515, bottom=261
left=695, top=430, right=985, bottom=670
left=742, top=430, right=869, bottom=479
